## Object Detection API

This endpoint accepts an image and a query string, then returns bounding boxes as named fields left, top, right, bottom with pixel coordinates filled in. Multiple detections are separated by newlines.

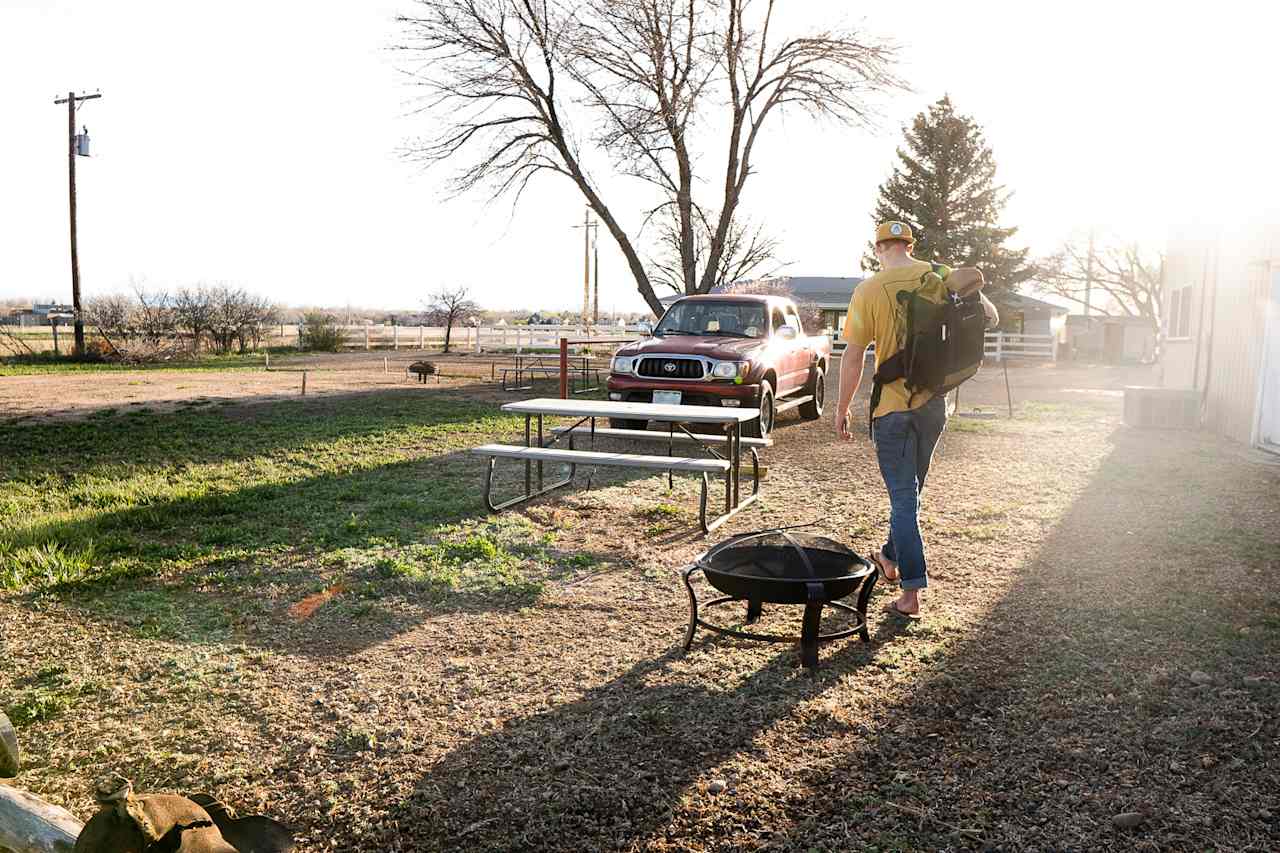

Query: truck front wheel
left=744, top=383, right=774, bottom=439
left=799, top=365, right=825, bottom=420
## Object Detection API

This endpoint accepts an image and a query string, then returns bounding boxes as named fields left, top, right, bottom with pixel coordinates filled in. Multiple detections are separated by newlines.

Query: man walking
left=835, top=221, right=997, bottom=617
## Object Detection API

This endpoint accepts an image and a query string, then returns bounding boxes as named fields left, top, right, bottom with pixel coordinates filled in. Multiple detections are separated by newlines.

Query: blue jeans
left=873, top=396, right=947, bottom=591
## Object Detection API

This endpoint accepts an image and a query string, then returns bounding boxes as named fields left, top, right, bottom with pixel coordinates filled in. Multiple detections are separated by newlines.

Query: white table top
left=502, top=397, right=760, bottom=424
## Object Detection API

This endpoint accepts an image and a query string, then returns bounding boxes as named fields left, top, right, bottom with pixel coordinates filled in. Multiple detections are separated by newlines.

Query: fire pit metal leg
left=800, top=581, right=824, bottom=670
left=855, top=565, right=879, bottom=643
left=745, top=598, right=762, bottom=624
left=681, top=565, right=700, bottom=651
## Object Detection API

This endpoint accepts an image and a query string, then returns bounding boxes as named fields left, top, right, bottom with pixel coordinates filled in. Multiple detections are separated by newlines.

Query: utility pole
left=53, top=90, right=101, bottom=356
left=572, top=209, right=598, bottom=331
left=592, top=234, right=600, bottom=325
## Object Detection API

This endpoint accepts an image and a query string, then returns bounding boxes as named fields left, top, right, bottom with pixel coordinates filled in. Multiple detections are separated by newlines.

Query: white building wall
left=1164, top=224, right=1280, bottom=445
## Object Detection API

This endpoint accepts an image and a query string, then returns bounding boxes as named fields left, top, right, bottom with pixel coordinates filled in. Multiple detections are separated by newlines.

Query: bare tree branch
left=1038, top=236, right=1164, bottom=329
left=398, top=0, right=903, bottom=313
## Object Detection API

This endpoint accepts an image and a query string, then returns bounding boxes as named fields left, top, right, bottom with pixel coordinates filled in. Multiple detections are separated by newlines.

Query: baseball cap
left=875, top=221, right=914, bottom=244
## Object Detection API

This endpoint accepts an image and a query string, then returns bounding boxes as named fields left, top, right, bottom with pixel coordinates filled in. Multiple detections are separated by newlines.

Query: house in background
left=1162, top=222, right=1280, bottom=451
left=998, top=292, right=1069, bottom=340
left=2, top=303, right=74, bottom=327
left=1063, top=315, right=1156, bottom=363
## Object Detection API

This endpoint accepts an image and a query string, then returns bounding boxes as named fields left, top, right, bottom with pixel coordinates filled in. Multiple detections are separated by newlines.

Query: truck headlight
left=611, top=356, right=635, bottom=374
left=711, top=361, right=746, bottom=379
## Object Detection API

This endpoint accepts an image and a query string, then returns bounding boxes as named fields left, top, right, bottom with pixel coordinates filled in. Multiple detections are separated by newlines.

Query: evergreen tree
left=867, top=96, right=1033, bottom=303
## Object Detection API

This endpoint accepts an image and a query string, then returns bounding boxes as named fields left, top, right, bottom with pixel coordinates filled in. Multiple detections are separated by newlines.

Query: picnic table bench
left=472, top=398, right=762, bottom=533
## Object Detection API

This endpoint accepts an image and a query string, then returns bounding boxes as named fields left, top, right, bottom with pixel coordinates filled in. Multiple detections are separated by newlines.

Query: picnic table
left=499, top=354, right=603, bottom=394
left=471, top=398, right=765, bottom=533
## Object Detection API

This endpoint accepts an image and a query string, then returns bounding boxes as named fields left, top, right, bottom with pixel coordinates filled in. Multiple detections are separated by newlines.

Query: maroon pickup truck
left=606, top=294, right=831, bottom=438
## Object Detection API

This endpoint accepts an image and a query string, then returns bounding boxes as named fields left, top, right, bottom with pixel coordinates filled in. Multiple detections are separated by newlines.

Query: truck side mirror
left=777, top=325, right=797, bottom=340
left=637, top=321, right=653, bottom=336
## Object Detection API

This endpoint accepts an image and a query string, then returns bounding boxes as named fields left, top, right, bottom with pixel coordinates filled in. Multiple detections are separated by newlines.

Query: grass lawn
left=1, top=381, right=1277, bottom=851
left=0, top=350, right=276, bottom=376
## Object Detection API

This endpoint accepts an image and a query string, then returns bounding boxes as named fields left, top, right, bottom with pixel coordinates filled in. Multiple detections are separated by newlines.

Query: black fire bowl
left=680, top=530, right=879, bottom=671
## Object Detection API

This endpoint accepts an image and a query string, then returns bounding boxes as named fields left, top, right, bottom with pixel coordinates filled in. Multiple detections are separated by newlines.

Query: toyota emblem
left=663, top=361, right=677, bottom=374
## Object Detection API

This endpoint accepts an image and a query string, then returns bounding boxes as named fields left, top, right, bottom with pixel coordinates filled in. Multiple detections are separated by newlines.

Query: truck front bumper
left=605, top=374, right=762, bottom=407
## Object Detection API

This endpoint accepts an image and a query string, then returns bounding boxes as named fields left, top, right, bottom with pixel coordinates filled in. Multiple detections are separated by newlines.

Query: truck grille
left=637, top=357, right=705, bottom=379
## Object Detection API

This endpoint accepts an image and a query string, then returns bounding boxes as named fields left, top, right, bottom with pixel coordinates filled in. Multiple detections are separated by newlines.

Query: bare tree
left=82, top=294, right=134, bottom=357
left=649, top=204, right=784, bottom=295
left=425, top=285, right=480, bottom=353
left=397, top=0, right=903, bottom=315
left=132, top=283, right=176, bottom=346
left=174, top=285, right=215, bottom=353
left=1039, top=238, right=1163, bottom=329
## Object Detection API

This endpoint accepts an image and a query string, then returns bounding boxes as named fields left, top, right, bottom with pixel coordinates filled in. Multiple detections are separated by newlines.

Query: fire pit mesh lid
left=699, top=530, right=865, bottom=581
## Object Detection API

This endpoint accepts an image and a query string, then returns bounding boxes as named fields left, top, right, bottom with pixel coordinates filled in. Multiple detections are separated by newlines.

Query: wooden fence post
left=418, top=325, right=424, bottom=349
left=393, top=325, right=399, bottom=350
left=364, top=326, right=370, bottom=351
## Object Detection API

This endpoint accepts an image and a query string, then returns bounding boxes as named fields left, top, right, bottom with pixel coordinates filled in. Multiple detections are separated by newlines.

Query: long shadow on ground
left=352, top=614, right=912, bottom=852
left=704, top=427, right=1280, bottom=851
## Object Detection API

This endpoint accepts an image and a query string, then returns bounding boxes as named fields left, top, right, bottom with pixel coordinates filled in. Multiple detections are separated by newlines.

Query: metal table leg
left=537, top=413, right=544, bottom=491
left=523, top=414, right=531, bottom=498
left=733, top=420, right=742, bottom=508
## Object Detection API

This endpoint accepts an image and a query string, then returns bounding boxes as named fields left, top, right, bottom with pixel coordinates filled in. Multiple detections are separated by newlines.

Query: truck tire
left=744, top=383, right=774, bottom=439
left=608, top=418, right=647, bottom=431
left=799, top=365, right=825, bottom=420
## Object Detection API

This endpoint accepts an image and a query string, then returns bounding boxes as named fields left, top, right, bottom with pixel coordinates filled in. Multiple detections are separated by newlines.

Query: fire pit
left=681, top=529, right=878, bottom=670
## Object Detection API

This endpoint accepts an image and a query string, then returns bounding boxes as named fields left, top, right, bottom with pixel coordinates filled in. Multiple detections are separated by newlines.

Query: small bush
left=300, top=312, right=346, bottom=352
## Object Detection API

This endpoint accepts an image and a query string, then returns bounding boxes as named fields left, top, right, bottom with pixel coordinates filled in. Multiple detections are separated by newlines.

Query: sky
left=2, top=0, right=1276, bottom=315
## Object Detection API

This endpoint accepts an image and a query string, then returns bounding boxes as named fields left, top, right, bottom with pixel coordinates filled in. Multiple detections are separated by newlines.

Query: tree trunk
left=0, top=784, right=83, bottom=853
left=443, top=321, right=452, bottom=354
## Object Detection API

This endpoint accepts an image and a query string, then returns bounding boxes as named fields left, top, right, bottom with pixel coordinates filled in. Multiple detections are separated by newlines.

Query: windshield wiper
left=704, top=330, right=752, bottom=338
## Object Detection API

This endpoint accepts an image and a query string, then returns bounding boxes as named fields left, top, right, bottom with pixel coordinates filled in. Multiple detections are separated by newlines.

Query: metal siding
left=1199, top=225, right=1279, bottom=445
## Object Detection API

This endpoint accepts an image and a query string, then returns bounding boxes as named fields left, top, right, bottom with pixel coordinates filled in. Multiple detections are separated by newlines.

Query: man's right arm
left=836, top=290, right=871, bottom=440
left=835, top=342, right=867, bottom=440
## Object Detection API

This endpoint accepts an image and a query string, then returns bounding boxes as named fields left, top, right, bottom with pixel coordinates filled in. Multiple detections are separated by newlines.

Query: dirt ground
left=2, top=360, right=1277, bottom=851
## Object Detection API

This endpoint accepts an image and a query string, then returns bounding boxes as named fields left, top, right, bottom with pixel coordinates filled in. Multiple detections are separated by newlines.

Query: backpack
left=868, top=263, right=987, bottom=434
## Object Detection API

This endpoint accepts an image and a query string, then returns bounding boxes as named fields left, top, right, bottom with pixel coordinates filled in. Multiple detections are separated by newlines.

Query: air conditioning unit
left=1123, top=386, right=1200, bottom=429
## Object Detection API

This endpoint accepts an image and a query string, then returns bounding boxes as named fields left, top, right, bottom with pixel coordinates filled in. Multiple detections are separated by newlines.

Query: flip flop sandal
left=883, top=600, right=920, bottom=619
left=869, top=550, right=899, bottom=583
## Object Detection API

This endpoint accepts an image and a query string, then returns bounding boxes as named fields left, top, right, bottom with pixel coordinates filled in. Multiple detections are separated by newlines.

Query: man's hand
left=836, top=408, right=854, bottom=441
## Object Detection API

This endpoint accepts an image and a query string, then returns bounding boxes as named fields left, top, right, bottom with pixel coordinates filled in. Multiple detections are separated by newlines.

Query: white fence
left=983, top=332, right=1055, bottom=360
left=833, top=331, right=1056, bottom=361
left=285, top=324, right=642, bottom=353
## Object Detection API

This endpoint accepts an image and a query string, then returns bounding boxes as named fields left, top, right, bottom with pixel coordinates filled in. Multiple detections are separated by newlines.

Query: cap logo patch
left=890, top=223, right=903, bottom=236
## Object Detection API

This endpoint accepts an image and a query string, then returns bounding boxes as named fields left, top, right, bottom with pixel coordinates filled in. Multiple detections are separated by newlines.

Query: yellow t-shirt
left=842, top=260, right=953, bottom=420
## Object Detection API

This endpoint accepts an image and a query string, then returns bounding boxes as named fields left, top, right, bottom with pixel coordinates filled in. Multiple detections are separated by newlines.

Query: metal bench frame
left=477, top=414, right=760, bottom=533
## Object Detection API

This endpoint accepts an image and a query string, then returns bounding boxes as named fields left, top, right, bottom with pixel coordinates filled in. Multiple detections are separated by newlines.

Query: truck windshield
left=653, top=301, right=767, bottom=338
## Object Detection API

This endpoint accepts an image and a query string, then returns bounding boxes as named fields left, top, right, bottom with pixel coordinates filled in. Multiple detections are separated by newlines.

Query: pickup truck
left=606, top=294, right=831, bottom=439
